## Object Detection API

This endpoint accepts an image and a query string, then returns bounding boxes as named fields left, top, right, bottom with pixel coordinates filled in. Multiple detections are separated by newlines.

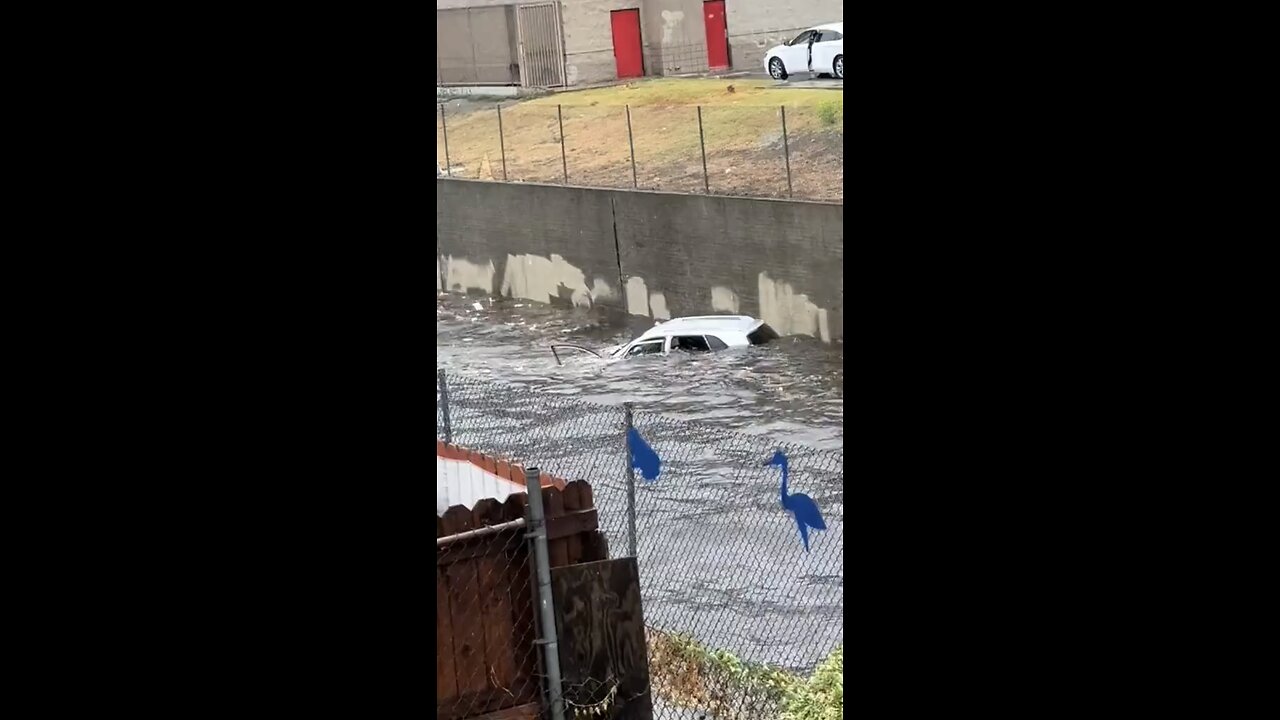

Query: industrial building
left=436, top=0, right=843, bottom=88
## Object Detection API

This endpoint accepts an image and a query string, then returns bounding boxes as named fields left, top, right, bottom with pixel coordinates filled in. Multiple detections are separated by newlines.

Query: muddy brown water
left=437, top=292, right=843, bottom=678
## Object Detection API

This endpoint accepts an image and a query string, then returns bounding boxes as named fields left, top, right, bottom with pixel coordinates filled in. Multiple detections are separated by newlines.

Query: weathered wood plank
left=438, top=528, right=524, bottom=567
left=470, top=701, right=540, bottom=720
left=551, top=558, right=652, bottom=720
left=506, top=542, right=538, bottom=697
left=546, top=509, right=598, bottom=541
left=472, top=497, right=503, bottom=527
left=447, top=560, right=489, bottom=700
left=443, top=505, right=475, bottom=535
left=437, top=567, right=458, bottom=705
left=477, top=554, right=518, bottom=707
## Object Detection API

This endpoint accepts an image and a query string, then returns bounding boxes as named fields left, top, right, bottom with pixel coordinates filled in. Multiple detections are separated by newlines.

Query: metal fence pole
left=626, top=104, right=638, bottom=189
left=558, top=104, right=568, bottom=185
left=497, top=105, right=508, bottom=181
left=781, top=105, right=793, bottom=198
left=440, top=104, right=452, bottom=177
left=525, top=467, right=566, bottom=720
left=624, top=403, right=638, bottom=558
left=438, top=369, right=452, bottom=443
left=697, top=105, right=710, bottom=194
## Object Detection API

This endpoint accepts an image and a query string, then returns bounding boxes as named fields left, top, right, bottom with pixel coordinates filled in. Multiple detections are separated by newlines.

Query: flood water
left=436, top=291, right=844, bottom=684
left=436, top=293, right=844, bottom=449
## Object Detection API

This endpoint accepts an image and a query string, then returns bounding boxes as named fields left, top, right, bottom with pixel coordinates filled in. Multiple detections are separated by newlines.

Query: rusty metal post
left=624, top=402, right=638, bottom=557
left=697, top=105, right=710, bottom=194
left=497, top=105, right=508, bottom=181
left=440, top=104, right=452, bottom=177
left=781, top=105, right=793, bottom=198
left=626, top=104, right=638, bottom=189
left=558, top=104, right=568, bottom=184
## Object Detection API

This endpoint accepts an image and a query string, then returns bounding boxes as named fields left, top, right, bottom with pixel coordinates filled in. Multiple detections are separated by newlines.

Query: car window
left=672, top=335, right=711, bottom=352
left=817, top=30, right=842, bottom=42
left=789, top=30, right=814, bottom=46
left=627, top=341, right=664, bottom=357
left=705, top=335, right=728, bottom=350
left=747, top=324, right=779, bottom=345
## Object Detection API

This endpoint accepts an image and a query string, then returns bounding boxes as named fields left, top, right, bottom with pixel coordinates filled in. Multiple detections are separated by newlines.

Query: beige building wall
left=560, top=0, right=643, bottom=85
left=725, top=0, right=842, bottom=73
left=436, top=0, right=844, bottom=86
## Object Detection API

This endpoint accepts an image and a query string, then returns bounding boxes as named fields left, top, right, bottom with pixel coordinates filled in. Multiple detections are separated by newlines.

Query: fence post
left=438, top=369, right=452, bottom=443
left=558, top=104, right=568, bottom=185
left=697, top=105, right=710, bottom=194
left=440, top=104, right=452, bottom=177
left=525, top=467, right=566, bottom=720
left=626, top=104, right=638, bottom=189
left=624, top=402, right=638, bottom=558
left=781, top=105, right=793, bottom=199
left=497, top=105, right=508, bottom=181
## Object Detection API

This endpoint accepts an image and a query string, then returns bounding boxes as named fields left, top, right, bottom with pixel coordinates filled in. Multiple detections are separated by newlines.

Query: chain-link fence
left=437, top=524, right=542, bottom=720
left=437, top=369, right=844, bottom=719
left=436, top=98, right=844, bottom=202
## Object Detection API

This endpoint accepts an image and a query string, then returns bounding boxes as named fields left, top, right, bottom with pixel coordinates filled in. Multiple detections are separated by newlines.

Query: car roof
left=812, top=22, right=843, bottom=32
left=636, top=315, right=762, bottom=340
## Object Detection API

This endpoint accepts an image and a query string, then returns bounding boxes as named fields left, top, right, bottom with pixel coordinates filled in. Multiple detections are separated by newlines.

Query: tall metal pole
left=437, top=369, right=452, bottom=443
left=697, top=105, right=710, bottom=194
left=626, top=104, right=638, bottom=189
left=624, top=403, right=638, bottom=557
left=781, top=105, right=793, bottom=199
left=525, top=467, right=566, bottom=720
left=557, top=104, right=568, bottom=185
left=441, top=104, right=452, bottom=177
left=497, top=105, right=508, bottom=181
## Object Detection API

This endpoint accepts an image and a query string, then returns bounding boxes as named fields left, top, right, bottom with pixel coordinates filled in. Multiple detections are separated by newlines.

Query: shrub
left=816, top=99, right=843, bottom=126
left=782, top=645, right=843, bottom=720
left=647, top=629, right=843, bottom=720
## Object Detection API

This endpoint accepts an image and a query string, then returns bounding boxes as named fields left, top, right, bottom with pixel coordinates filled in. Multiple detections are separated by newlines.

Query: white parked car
left=551, top=315, right=779, bottom=365
left=764, top=22, right=843, bottom=81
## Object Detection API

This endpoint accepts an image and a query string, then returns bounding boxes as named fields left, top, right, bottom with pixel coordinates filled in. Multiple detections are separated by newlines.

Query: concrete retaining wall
left=436, top=179, right=843, bottom=343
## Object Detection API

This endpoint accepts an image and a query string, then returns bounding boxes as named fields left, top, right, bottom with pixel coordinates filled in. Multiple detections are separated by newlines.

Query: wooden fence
left=437, top=470, right=609, bottom=720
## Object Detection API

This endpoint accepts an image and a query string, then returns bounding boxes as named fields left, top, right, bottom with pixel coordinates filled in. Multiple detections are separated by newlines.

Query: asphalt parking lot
left=718, top=70, right=842, bottom=89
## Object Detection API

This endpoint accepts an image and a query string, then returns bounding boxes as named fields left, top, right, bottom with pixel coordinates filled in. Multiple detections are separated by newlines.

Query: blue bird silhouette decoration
left=628, top=427, right=661, bottom=481
left=765, top=450, right=826, bottom=552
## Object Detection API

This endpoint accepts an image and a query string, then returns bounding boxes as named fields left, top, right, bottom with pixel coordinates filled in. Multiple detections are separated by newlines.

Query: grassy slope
left=438, top=79, right=843, bottom=199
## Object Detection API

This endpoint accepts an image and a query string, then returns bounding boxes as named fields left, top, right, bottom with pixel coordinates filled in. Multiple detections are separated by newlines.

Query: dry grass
left=436, top=79, right=843, bottom=200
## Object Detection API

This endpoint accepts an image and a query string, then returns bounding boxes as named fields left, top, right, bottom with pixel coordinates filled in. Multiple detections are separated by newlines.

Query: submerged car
left=764, top=22, right=843, bottom=80
left=552, top=315, right=778, bottom=365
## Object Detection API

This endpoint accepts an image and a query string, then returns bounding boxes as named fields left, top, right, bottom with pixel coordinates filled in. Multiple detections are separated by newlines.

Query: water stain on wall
left=661, top=11, right=684, bottom=43
left=758, top=271, right=831, bottom=343
left=442, top=256, right=496, bottom=295
left=649, top=292, right=671, bottom=320
left=501, top=253, right=616, bottom=308
left=711, top=286, right=740, bottom=314
left=626, top=276, right=650, bottom=317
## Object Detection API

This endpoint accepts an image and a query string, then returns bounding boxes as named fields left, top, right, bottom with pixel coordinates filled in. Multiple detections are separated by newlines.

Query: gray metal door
left=516, top=2, right=566, bottom=87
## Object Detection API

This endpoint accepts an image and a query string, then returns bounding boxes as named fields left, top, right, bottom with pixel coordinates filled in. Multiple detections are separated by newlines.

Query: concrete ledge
left=437, top=85, right=550, bottom=99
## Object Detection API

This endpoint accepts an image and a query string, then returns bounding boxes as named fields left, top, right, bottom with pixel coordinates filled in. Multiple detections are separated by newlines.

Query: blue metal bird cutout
left=628, top=427, right=661, bottom=481
left=765, top=450, right=826, bottom=552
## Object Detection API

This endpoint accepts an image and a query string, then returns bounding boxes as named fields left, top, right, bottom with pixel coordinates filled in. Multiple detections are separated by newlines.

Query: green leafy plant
left=647, top=629, right=842, bottom=719
left=781, top=645, right=843, bottom=720
left=816, top=98, right=843, bottom=126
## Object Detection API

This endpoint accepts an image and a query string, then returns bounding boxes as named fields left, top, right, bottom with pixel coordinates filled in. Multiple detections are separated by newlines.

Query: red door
left=703, top=0, right=729, bottom=70
left=610, top=9, right=643, bottom=79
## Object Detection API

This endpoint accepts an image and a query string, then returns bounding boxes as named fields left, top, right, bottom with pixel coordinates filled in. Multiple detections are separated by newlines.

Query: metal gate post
left=525, top=467, right=566, bottom=720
